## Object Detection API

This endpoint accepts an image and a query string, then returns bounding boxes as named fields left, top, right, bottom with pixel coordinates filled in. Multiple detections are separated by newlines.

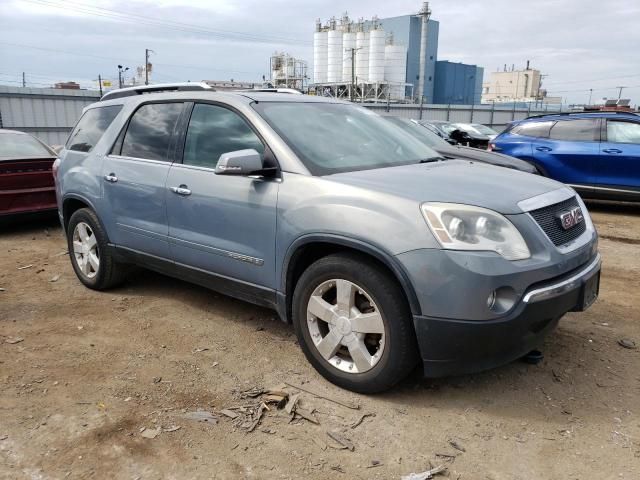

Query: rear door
left=597, top=119, right=640, bottom=194
left=532, top=118, right=599, bottom=192
left=165, top=102, right=279, bottom=290
left=102, top=102, right=185, bottom=258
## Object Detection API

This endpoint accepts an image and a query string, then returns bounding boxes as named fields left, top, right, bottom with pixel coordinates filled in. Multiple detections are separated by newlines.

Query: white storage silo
left=327, top=28, right=343, bottom=83
left=368, top=28, right=385, bottom=83
left=342, top=31, right=356, bottom=83
left=384, top=44, right=407, bottom=99
left=355, top=31, right=369, bottom=83
left=313, top=30, right=328, bottom=84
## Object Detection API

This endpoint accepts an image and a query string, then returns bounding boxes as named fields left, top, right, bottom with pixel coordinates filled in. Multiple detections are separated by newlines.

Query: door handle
left=603, top=148, right=622, bottom=154
left=170, top=185, right=191, bottom=196
left=104, top=173, right=118, bottom=183
left=535, top=146, right=552, bottom=152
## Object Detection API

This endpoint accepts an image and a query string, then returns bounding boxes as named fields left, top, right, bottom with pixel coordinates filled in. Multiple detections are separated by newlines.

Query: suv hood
left=328, top=160, right=564, bottom=215
left=436, top=145, right=538, bottom=174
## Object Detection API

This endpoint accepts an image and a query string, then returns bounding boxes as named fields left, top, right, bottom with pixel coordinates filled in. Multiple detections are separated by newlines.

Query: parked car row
left=0, top=129, right=58, bottom=217
left=490, top=111, right=640, bottom=201
left=51, top=84, right=601, bottom=393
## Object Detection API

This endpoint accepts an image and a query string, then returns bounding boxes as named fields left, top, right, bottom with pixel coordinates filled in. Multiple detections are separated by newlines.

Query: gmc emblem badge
left=557, top=207, right=584, bottom=230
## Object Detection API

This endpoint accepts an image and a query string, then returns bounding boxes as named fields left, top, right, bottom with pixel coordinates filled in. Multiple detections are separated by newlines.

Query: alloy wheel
left=306, top=279, right=386, bottom=374
left=72, top=222, right=100, bottom=279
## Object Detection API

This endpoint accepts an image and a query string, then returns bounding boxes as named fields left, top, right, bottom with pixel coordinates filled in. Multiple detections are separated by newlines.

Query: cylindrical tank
left=327, top=29, right=343, bottom=83
left=313, top=31, right=328, bottom=83
left=384, top=44, right=407, bottom=99
left=355, top=31, right=369, bottom=83
left=342, top=32, right=356, bottom=83
left=368, top=29, right=385, bottom=83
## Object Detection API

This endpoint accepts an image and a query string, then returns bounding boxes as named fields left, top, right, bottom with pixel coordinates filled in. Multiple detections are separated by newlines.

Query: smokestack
left=417, top=2, right=431, bottom=100
left=526, top=59, right=530, bottom=70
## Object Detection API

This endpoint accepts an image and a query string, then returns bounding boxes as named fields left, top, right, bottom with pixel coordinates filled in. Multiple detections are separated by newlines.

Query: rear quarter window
left=66, top=105, right=123, bottom=152
left=510, top=121, right=554, bottom=138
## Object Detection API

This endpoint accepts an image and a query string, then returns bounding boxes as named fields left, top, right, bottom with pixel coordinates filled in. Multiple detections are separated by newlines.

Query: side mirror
left=215, top=149, right=263, bottom=175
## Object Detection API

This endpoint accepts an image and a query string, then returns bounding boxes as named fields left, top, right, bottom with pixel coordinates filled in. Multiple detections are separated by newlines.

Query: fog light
left=487, top=290, right=497, bottom=309
left=487, top=287, right=518, bottom=314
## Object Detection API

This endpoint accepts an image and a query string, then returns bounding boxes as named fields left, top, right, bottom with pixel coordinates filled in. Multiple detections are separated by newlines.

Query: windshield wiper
left=418, top=156, right=447, bottom=163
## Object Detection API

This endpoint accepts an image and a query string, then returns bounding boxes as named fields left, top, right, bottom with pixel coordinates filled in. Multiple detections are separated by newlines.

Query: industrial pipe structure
left=416, top=2, right=431, bottom=101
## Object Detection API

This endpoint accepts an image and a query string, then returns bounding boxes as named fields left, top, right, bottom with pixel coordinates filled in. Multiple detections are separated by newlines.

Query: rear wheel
left=292, top=253, right=419, bottom=393
left=67, top=208, right=128, bottom=290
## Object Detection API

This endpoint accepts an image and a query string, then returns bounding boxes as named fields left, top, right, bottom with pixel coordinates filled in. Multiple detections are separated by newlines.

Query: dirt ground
left=1, top=201, right=639, bottom=480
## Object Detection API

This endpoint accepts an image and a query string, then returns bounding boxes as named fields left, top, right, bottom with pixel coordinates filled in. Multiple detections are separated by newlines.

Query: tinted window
left=549, top=119, right=598, bottom=141
left=0, top=132, right=53, bottom=158
left=511, top=121, right=554, bottom=138
left=121, top=103, right=183, bottom=161
left=66, top=105, right=122, bottom=152
left=607, top=120, right=640, bottom=144
left=183, top=103, right=264, bottom=168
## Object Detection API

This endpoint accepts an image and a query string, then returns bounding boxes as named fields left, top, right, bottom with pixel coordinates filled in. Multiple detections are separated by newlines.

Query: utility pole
left=348, top=47, right=362, bottom=103
left=98, top=74, right=103, bottom=96
left=588, top=88, right=593, bottom=105
left=616, top=86, right=625, bottom=100
left=22, top=72, right=25, bottom=87
left=145, top=49, right=154, bottom=85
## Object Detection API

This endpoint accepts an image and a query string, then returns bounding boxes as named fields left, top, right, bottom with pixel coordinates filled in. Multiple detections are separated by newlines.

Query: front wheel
left=292, top=253, right=419, bottom=393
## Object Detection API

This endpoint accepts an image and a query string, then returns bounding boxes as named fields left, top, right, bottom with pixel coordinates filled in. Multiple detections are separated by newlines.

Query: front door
left=165, top=102, right=279, bottom=289
left=102, top=102, right=184, bottom=258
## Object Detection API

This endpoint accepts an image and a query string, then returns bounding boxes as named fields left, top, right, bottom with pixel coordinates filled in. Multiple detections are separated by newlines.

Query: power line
left=0, top=41, right=261, bottom=76
left=22, top=0, right=311, bottom=46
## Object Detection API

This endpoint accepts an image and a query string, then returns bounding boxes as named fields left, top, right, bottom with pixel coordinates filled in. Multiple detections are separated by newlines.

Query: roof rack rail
left=236, top=87, right=303, bottom=94
left=100, top=82, right=214, bottom=101
left=525, top=111, right=639, bottom=120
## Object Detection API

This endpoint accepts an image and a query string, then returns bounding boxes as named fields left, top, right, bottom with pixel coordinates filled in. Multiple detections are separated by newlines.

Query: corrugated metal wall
left=0, top=86, right=100, bottom=147
left=361, top=103, right=568, bottom=130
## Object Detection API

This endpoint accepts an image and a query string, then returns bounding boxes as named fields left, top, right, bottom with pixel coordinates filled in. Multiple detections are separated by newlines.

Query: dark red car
left=0, top=129, right=58, bottom=216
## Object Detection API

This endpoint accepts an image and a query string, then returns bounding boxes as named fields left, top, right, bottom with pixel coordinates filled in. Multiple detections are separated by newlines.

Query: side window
left=66, top=105, right=122, bottom=152
left=607, top=121, right=640, bottom=144
left=549, top=119, right=598, bottom=142
left=511, top=121, right=554, bottom=138
left=182, top=103, right=264, bottom=168
left=121, top=103, right=183, bottom=161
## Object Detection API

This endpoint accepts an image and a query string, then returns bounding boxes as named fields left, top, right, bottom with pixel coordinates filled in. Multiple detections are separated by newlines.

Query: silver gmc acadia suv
left=54, top=83, right=601, bottom=393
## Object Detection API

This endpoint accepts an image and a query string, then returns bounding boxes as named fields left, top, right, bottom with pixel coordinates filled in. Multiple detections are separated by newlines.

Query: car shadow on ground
left=585, top=199, right=640, bottom=215
left=0, top=211, right=60, bottom=236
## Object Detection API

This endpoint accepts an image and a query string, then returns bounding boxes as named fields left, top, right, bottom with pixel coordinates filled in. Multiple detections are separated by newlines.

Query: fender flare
left=281, top=233, right=422, bottom=316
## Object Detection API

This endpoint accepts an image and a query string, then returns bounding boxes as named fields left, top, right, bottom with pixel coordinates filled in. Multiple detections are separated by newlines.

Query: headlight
left=421, top=203, right=531, bottom=260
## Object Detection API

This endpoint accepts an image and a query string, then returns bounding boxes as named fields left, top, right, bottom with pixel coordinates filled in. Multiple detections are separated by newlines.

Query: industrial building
left=312, top=3, right=484, bottom=104
left=481, top=62, right=561, bottom=105
left=269, top=52, right=308, bottom=91
left=433, top=61, right=483, bottom=105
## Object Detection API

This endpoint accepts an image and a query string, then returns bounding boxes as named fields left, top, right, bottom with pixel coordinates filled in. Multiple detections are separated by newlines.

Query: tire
left=67, top=208, right=128, bottom=290
left=292, top=252, right=419, bottom=393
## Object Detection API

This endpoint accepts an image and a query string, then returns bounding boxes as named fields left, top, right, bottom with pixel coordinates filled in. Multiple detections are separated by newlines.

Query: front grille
left=528, top=196, right=586, bottom=246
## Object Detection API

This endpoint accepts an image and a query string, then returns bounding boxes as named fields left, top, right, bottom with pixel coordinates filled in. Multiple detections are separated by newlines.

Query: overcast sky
left=0, top=0, right=638, bottom=104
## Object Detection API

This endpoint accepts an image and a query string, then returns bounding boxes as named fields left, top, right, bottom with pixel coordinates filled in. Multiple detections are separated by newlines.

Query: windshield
left=470, top=124, right=498, bottom=135
left=384, top=117, right=449, bottom=148
left=252, top=102, right=441, bottom=175
left=0, top=132, right=54, bottom=159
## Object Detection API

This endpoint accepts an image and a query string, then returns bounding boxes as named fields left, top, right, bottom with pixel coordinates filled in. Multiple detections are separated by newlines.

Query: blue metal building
left=364, top=15, right=439, bottom=102
left=433, top=61, right=484, bottom=104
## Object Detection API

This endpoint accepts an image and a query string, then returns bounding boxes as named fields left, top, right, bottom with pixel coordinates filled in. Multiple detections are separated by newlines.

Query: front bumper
left=412, top=253, right=601, bottom=377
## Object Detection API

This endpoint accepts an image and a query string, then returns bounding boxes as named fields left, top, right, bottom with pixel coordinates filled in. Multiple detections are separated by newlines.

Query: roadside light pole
left=118, top=65, right=129, bottom=89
